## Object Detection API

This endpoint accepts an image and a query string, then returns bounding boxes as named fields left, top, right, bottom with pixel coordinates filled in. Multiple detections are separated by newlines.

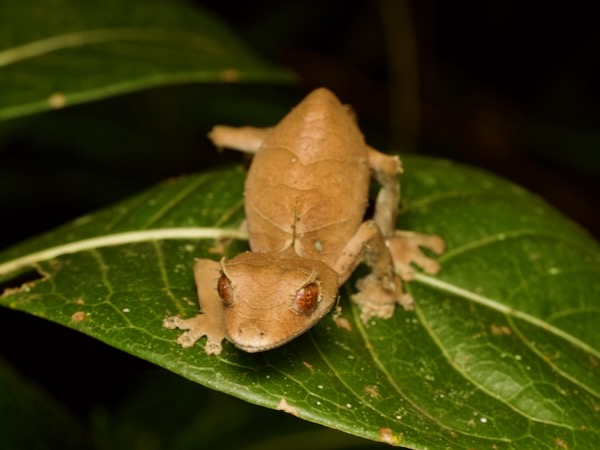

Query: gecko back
left=244, top=88, right=371, bottom=267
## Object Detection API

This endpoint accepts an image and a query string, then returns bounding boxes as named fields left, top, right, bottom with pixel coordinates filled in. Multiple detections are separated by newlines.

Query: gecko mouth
left=234, top=341, right=277, bottom=353
left=228, top=324, right=305, bottom=353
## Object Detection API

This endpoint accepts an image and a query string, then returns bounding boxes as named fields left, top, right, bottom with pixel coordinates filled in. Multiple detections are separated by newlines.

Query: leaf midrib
left=0, top=27, right=223, bottom=68
left=415, top=273, right=600, bottom=361
left=0, top=227, right=247, bottom=276
left=442, top=230, right=598, bottom=264
left=2, top=224, right=594, bottom=362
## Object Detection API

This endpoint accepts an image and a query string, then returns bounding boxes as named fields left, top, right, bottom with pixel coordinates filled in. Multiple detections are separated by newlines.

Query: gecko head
left=217, top=251, right=339, bottom=353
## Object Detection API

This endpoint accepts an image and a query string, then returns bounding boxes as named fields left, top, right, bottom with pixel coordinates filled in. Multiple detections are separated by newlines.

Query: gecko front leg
left=208, top=125, right=271, bottom=154
left=334, top=220, right=408, bottom=322
left=163, top=259, right=227, bottom=355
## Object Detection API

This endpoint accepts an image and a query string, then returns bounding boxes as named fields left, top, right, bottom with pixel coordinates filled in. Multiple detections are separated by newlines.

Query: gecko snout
left=227, top=321, right=275, bottom=353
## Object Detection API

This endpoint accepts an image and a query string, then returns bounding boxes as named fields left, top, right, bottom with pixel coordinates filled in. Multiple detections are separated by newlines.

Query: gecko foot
left=163, top=314, right=225, bottom=355
left=386, top=231, right=445, bottom=280
left=352, top=273, right=413, bottom=323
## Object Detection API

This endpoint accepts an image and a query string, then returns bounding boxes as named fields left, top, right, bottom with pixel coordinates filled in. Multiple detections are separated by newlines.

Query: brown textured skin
left=244, top=89, right=370, bottom=267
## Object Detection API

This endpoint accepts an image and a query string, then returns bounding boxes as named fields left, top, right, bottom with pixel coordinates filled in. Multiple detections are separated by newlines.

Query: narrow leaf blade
left=0, top=0, right=294, bottom=120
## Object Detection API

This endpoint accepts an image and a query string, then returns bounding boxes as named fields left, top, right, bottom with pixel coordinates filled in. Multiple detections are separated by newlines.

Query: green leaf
left=0, top=0, right=294, bottom=121
left=1, top=157, right=599, bottom=449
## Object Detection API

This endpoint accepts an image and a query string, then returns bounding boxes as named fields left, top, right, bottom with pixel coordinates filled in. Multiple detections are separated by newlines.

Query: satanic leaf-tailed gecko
left=164, top=88, right=445, bottom=354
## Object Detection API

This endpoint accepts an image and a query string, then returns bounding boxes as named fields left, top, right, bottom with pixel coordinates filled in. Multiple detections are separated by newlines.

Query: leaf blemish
left=220, top=68, right=240, bottom=82
left=334, top=315, right=352, bottom=331
left=71, top=311, right=86, bottom=322
left=0, top=266, right=48, bottom=298
left=364, top=385, right=379, bottom=398
left=48, top=92, right=66, bottom=109
left=490, top=323, right=511, bottom=336
left=302, top=361, right=314, bottom=370
left=378, top=428, right=396, bottom=444
left=277, top=398, right=300, bottom=417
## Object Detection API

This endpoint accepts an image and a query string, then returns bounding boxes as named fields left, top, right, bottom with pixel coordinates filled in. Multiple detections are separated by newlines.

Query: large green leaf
left=0, top=0, right=294, bottom=121
left=1, top=157, right=598, bottom=449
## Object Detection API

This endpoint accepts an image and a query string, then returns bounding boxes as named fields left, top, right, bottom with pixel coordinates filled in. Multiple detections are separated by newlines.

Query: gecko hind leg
left=386, top=231, right=446, bottom=281
left=334, top=220, right=410, bottom=322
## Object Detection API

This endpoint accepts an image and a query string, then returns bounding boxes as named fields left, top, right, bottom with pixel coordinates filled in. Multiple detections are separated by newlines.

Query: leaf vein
left=0, top=227, right=248, bottom=276
left=0, top=28, right=222, bottom=68
left=415, top=273, right=600, bottom=360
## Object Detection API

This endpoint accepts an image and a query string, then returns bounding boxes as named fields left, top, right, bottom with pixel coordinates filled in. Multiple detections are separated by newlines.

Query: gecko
left=163, top=88, right=445, bottom=354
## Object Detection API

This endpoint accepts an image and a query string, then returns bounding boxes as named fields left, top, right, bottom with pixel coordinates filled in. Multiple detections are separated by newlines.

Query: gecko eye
left=217, top=274, right=234, bottom=306
left=292, top=282, right=320, bottom=315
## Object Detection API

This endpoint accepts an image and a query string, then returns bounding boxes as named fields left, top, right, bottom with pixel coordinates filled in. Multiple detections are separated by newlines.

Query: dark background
left=1, top=0, right=598, bottom=443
